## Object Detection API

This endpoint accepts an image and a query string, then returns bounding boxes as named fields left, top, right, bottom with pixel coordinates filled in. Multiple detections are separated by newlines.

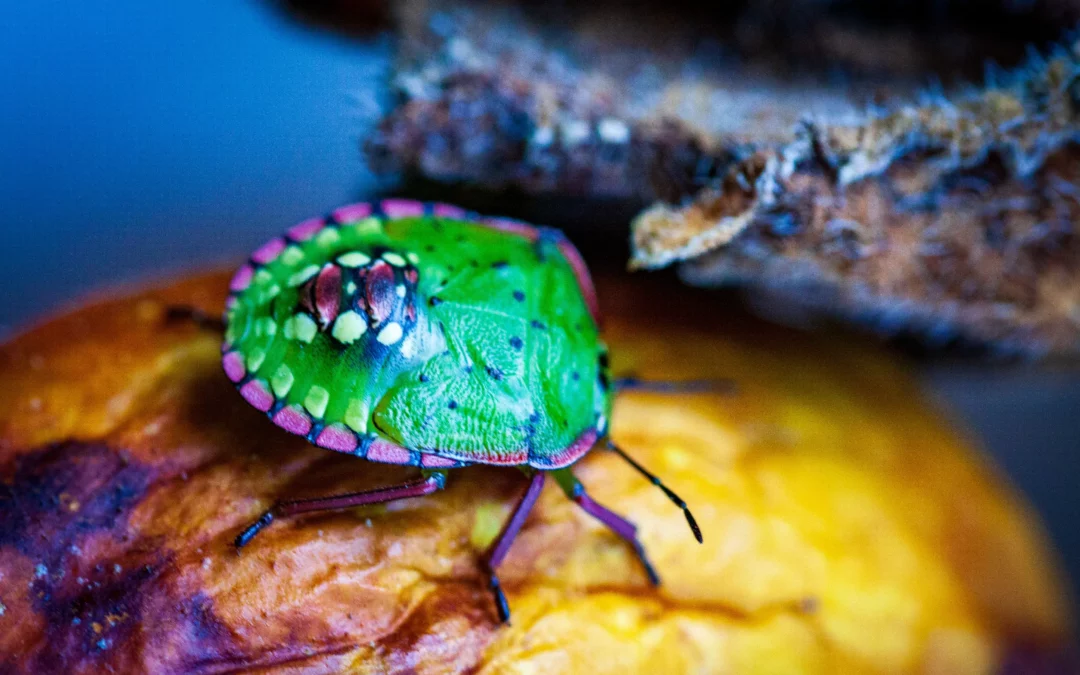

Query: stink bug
left=171, top=200, right=712, bottom=623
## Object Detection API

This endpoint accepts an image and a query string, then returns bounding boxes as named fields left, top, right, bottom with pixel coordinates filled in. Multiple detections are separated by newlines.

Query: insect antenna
left=165, top=305, right=226, bottom=332
left=613, top=377, right=735, bottom=394
left=606, top=440, right=703, bottom=543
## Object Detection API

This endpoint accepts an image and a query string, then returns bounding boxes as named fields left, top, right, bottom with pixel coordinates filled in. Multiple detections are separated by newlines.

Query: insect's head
left=293, top=247, right=430, bottom=358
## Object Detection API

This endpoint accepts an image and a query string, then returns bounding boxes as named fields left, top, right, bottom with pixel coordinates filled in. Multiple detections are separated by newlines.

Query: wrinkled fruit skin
left=0, top=271, right=1073, bottom=674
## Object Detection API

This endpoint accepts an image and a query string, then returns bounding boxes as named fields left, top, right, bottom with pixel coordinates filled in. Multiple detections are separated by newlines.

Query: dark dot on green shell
left=463, top=365, right=474, bottom=374
left=530, top=319, right=546, bottom=330
left=571, top=371, right=580, bottom=381
left=485, top=365, right=503, bottom=380
left=425, top=244, right=436, bottom=252
left=512, top=290, right=525, bottom=302
left=448, top=400, right=458, bottom=410
left=470, top=260, right=479, bottom=268
left=528, top=412, right=540, bottom=423
left=510, top=336, right=523, bottom=350
left=429, top=296, right=443, bottom=307
left=419, top=373, right=430, bottom=383
left=491, top=261, right=508, bottom=270
left=456, top=235, right=466, bottom=243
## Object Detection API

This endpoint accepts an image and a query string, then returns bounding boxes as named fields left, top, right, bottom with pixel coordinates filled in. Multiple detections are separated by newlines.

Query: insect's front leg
left=164, top=305, right=226, bottom=333
left=234, top=470, right=447, bottom=548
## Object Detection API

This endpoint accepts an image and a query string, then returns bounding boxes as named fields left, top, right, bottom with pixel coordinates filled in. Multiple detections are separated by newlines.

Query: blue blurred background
left=1, top=0, right=1077, bottom=598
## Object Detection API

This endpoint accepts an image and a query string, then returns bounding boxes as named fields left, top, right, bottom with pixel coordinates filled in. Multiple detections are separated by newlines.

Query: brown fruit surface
left=0, top=270, right=1073, bottom=673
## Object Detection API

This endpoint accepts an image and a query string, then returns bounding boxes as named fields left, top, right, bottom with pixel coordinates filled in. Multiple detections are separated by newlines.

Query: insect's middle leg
left=481, top=470, right=546, bottom=623
left=550, top=468, right=660, bottom=586
left=234, top=470, right=447, bottom=549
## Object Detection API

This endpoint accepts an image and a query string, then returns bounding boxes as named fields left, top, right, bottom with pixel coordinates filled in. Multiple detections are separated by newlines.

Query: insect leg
left=605, top=440, right=702, bottom=543
left=613, top=377, right=735, bottom=394
left=532, top=227, right=564, bottom=262
left=164, top=305, right=226, bottom=333
left=480, top=470, right=546, bottom=623
left=550, top=468, right=661, bottom=586
left=234, top=470, right=446, bottom=549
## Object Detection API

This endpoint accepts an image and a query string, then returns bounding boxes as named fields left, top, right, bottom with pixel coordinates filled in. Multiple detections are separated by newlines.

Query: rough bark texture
left=369, top=0, right=1080, bottom=355
left=0, top=271, right=1074, bottom=673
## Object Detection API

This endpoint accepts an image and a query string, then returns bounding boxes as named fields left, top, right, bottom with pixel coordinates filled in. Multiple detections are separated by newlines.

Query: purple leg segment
left=552, top=468, right=661, bottom=586
left=482, top=471, right=546, bottom=623
left=234, top=472, right=446, bottom=548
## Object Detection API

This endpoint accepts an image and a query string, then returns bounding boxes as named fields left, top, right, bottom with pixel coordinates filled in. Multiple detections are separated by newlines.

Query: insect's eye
left=296, top=262, right=346, bottom=330
left=356, top=254, right=419, bottom=326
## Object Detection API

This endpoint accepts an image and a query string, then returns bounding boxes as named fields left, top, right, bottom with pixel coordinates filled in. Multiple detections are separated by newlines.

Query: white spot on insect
left=350, top=216, right=382, bottom=236
left=284, top=314, right=317, bottom=343
left=382, top=252, right=406, bottom=267
left=253, top=269, right=274, bottom=286
left=331, top=311, right=368, bottom=344
left=344, top=399, right=369, bottom=433
left=406, top=252, right=420, bottom=264
left=346, top=281, right=357, bottom=295
left=257, top=284, right=281, bottom=305
left=255, top=317, right=277, bottom=337
left=376, top=322, right=403, bottom=345
left=560, top=119, right=590, bottom=147
left=596, top=414, right=607, bottom=434
left=271, top=364, right=294, bottom=398
left=598, top=117, right=630, bottom=144
left=245, top=348, right=266, bottom=372
left=395, top=285, right=406, bottom=298
left=314, top=228, right=340, bottom=248
left=337, top=251, right=371, bottom=268
left=280, top=245, right=305, bottom=266
left=288, top=265, right=320, bottom=288
left=400, top=335, right=417, bottom=359
left=304, top=385, right=330, bottom=418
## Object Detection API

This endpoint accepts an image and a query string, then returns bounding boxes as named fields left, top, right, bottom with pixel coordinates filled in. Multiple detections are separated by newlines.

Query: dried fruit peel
left=0, top=271, right=1072, bottom=673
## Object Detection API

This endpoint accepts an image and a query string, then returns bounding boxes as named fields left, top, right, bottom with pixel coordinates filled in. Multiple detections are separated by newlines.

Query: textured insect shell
left=223, top=200, right=612, bottom=470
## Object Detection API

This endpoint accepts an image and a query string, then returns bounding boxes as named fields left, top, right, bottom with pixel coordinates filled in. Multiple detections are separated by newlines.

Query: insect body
left=207, top=199, right=701, bottom=622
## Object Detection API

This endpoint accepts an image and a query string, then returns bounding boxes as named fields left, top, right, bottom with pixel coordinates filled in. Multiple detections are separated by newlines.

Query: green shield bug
left=171, top=199, right=710, bottom=622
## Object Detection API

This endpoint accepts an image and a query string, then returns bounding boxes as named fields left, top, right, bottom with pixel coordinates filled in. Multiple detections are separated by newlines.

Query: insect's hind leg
left=480, top=470, right=546, bottom=623
left=550, top=468, right=660, bottom=586
left=532, top=227, right=566, bottom=262
left=234, top=470, right=447, bottom=549
left=613, top=377, right=736, bottom=395
left=165, top=305, right=226, bottom=333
